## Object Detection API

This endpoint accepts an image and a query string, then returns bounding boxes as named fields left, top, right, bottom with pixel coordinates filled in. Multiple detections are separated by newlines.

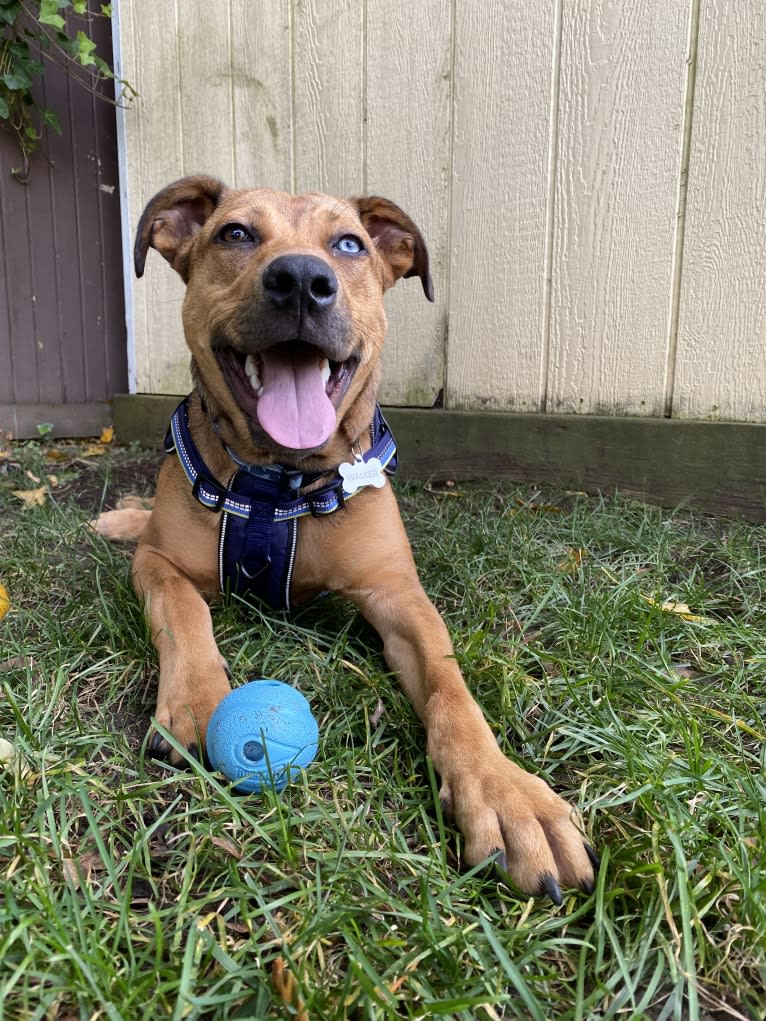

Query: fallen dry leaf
left=13, top=487, right=47, bottom=508
left=82, top=444, right=106, bottom=458
left=0, top=583, right=9, bottom=622
left=556, top=548, right=589, bottom=574
left=272, top=958, right=308, bottom=1021
left=640, top=595, right=714, bottom=625
left=44, top=448, right=70, bottom=462
left=99, top=425, right=115, bottom=445
left=210, top=836, right=242, bottom=859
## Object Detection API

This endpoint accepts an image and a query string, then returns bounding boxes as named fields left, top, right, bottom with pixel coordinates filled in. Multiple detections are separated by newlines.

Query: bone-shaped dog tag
left=339, top=455, right=386, bottom=496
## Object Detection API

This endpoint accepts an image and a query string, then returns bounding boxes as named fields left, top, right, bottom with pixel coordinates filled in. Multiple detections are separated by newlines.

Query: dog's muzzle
left=214, top=254, right=359, bottom=453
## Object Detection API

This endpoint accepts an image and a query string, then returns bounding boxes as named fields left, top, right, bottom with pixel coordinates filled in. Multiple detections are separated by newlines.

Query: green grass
left=1, top=438, right=765, bottom=1020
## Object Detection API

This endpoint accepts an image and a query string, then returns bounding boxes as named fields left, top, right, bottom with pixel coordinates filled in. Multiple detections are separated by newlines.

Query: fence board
left=229, top=0, right=293, bottom=190
left=547, top=0, right=690, bottom=416
left=673, top=0, right=766, bottom=420
left=119, top=0, right=186, bottom=395
left=366, top=0, right=451, bottom=406
left=294, top=0, right=365, bottom=195
left=447, top=2, right=556, bottom=412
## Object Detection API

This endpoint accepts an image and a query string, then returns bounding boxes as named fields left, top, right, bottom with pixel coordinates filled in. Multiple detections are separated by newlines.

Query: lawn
left=1, top=434, right=764, bottom=1020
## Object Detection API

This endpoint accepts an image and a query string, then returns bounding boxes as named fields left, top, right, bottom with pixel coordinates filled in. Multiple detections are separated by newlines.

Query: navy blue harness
left=164, top=397, right=398, bottom=611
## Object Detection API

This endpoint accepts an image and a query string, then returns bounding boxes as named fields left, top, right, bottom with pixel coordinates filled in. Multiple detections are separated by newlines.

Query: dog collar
left=163, top=396, right=398, bottom=609
left=165, top=397, right=397, bottom=520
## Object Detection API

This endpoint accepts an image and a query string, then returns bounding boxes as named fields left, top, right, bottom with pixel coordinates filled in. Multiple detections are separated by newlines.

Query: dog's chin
left=214, top=341, right=359, bottom=456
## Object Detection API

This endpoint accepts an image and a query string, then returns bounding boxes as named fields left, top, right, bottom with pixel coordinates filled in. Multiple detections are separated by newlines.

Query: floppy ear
left=134, top=175, right=226, bottom=281
left=353, top=196, right=434, bottom=302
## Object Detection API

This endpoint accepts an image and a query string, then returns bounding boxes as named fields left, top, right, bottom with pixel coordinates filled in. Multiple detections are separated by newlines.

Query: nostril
left=272, top=271, right=297, bottom=295
left=310, top=273, right=337, bottom=303
left=263, top=265, right=298, bottom=297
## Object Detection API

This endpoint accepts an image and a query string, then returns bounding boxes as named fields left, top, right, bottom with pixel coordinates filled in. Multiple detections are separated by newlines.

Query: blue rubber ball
left=206, top=680, right=319, bottom=793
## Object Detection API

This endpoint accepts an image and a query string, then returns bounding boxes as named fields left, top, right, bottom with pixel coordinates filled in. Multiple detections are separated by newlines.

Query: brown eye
left=218, top=223, right=255, bottom=244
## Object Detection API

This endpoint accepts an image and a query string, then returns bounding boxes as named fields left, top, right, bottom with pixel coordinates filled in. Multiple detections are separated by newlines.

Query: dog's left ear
left=353, top=197, right=434, bottom=302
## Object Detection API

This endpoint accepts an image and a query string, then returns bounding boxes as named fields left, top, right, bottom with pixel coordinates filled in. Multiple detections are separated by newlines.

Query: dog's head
left=135, top=175, right=433, bottom=463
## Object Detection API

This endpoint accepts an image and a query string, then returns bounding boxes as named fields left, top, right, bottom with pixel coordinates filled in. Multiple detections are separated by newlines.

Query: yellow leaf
left=0, top=584, right=10, bottom=621
left=13, top=487, right=47, bottom=507
left=82, top=444, right=106, bottom=457
left=99, top=425, right=115, bottom=445
left=556, top=548, right=589, bottom=574
left=47, top=475, right=58, bottom=488
left=45, top=448, right=69, bottom=462
left=25, top=470, right=41, bottom=483
left=640, top=594, right=714, bottom=624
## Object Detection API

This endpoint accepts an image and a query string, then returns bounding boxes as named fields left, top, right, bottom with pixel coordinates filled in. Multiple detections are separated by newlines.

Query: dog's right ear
left=134, top=175, right=226, bottom=281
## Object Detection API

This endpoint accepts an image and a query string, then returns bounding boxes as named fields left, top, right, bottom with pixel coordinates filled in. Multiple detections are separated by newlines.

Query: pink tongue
left=256, top=344, right=337, bottom=449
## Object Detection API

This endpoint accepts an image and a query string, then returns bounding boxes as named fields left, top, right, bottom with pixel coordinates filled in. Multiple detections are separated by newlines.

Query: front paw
left=148, top=663, right=231, bottom=762
left=439, top=751, right=597, bottom=902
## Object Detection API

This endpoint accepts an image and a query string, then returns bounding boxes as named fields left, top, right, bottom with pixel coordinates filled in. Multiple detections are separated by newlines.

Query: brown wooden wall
left=0, top=12, right=127, bottom=438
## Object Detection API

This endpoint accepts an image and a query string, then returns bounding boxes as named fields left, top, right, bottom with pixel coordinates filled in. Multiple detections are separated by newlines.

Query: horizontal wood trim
left=112, top=395, right=766, bottom=521
left=0, top=403, right=113, bottom=439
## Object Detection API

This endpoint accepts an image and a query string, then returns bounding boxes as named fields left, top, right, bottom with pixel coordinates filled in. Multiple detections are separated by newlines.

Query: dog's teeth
left=321, top=359, right=331, bottom=389
left=244, top=354, right=262, bottom=394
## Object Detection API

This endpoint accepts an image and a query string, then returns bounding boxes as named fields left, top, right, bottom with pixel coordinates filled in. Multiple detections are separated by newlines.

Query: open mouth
left=215, top=341, right=358, bottom=451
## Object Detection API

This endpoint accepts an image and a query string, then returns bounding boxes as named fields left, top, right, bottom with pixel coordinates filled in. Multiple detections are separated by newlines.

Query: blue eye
left=335, top=234, right=364, bottom=255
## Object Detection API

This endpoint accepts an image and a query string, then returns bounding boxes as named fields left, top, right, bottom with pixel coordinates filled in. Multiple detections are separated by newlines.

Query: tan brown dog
left=97, top=175, right=597, bottom=902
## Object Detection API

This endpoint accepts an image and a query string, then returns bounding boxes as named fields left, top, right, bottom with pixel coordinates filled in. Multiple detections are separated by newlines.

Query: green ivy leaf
left=75, top=30, right=98, bottom=67
left=0, top=97, right=9, bottom=119
left=0, top=6, right=22, bottom=26
left=42, top=108, right=61, bottom=133
left=38, top=0, right=66, bottom=30
left=1, top=71, right=33, bottom=91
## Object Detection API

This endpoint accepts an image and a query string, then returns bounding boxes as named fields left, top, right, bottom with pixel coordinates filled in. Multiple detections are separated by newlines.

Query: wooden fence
left=0, top=11, right=126, bottom=438
left=115, top=0, right=765, bottom=423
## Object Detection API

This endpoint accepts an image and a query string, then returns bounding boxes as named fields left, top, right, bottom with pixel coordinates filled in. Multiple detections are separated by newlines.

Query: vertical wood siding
left=117, top=0, right=765, bottom=422
left=0, top=12, right=126, bottom=431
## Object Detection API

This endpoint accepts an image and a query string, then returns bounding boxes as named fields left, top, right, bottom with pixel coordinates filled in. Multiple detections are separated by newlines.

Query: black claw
left=490, top=848, right=508, bottom=873
left=540, top=874, right=563, bottom=906
left=148, top=732, right=171, bottom=756
left=584, top=842, right=601, bottom=872
left=580, top=877, right=595, bottom=896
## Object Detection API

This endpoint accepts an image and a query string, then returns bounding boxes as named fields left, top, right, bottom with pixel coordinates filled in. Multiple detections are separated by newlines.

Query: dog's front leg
left=132, top=545, right=231, bottom=759
left=354, top=576, right=596, bottom=901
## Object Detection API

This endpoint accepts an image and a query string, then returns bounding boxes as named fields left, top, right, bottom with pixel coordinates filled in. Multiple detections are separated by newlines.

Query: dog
left=96, top=175, right=597, bottom=902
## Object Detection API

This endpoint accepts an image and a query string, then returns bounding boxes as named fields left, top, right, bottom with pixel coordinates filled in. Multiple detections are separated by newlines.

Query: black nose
left=262, top=254, right=338, bottom=315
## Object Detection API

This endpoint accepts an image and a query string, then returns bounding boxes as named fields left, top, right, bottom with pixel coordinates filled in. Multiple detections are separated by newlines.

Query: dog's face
left=135, top=176, right=432, bottom=462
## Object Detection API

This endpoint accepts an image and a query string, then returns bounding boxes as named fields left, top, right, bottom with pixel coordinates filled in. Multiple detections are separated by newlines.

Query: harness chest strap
left=164, top=397, right=398, bottom=610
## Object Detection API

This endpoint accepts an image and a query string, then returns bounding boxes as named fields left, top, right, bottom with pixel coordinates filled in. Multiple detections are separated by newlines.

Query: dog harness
left=164, top=397, right=398, bottom=611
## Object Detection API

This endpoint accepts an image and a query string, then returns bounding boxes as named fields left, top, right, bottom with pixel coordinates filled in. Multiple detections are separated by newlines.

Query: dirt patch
left=58, top=448, right=164, bottom=515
